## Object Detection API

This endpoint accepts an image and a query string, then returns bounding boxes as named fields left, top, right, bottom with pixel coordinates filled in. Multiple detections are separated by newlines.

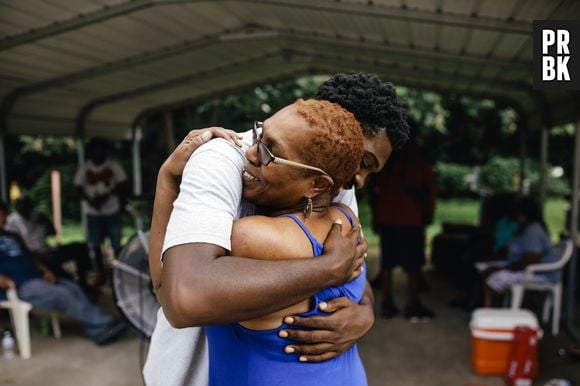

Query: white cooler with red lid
left=470, top=308, right=542, bottom=375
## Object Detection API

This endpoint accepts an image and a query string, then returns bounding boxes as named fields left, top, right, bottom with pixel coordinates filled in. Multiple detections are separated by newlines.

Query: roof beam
left=0, top=0, right=531, bottom=52
left=0, top=0, right=154, bottom=51
left=277, top=29, right=530, bottom=71
left=2, top=24, right=527, bottom=112
left=76, top=51, right=295, bottom=135
left=236, top=0, right=530, bottom=34
left=5, top=26, right=257, bottom=95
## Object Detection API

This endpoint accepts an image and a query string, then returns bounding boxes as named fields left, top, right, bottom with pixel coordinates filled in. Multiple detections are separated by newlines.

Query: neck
left=259, top=194, right=333, bottom=217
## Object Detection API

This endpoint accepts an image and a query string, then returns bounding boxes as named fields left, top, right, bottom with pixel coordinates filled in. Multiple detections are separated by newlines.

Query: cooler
left=470, top=308, right=542, bottom=376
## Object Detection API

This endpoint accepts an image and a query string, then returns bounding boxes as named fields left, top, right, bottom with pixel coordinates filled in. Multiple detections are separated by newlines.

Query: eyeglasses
left=252, top=121, right=331, bottom=177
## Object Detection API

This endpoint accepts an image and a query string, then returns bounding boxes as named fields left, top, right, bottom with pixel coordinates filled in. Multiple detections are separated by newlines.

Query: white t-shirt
left=73, top=159, right=127, bottom=216
left=143, top=131, right=358, bottom=386
left=5, top=212, right=52, bottom=254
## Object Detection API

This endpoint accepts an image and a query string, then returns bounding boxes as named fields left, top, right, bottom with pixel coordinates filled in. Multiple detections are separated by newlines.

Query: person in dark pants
left=0, top=201, right=126, bottom=345
left=369, top=126, right=436, bottom=322
left=5, top=196, right=94, bottom=296
left=74, top=138, right=127, bottom=286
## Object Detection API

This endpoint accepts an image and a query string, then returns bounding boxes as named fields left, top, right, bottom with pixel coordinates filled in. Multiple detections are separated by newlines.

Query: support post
left=566, top=117, right=580, bottom=340
left=518, top=118, right=527, bottom=193
left=164, top=110, right=176, bottom=152
left=75, top=137, right=87, bottom=241
left=0, top=133, right=6, bottom=202
left=538, top=126, right=549, bottom=210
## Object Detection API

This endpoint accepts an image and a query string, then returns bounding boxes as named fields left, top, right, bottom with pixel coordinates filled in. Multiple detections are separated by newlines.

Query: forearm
left=159, top=249, right=340, bottom=328
left=149, top=170, right=179, bottom=290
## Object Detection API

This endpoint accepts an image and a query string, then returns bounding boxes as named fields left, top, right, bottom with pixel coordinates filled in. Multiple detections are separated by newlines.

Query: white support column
left=566, top=117, right=580, bottom=336
left=76, top=137, right=87, bottom=240
left=132, top=126, right=142, bottom=197
left=538, top=126, right=549, bottom=209
left=131, top=126, right=144, bottom=231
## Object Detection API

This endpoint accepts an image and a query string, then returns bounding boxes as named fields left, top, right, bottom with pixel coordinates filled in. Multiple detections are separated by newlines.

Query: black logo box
left=533, top=20, right=580, bottom=90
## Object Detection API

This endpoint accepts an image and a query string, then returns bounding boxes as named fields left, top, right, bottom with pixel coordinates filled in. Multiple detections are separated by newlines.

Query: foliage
left=434, top=162, right=472, bottom=197
left=26, top=163, right=81, bottom=219
left=478, top=156, right=570, bottom=197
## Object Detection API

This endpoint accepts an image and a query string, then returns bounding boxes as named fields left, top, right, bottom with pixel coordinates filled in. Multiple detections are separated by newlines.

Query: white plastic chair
left=510, top=239, right=574, bottom=336
left=0, top=287, right=61, bottom=359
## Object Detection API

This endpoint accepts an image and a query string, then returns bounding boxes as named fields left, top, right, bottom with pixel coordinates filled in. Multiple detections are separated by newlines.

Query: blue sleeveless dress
left=206, top=207, right=368, bottom=386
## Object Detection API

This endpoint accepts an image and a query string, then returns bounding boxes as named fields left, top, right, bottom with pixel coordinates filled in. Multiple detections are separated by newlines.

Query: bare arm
left=160, top=223, right=361, bottom=328
left=149, top=129, right=363, bottom=328
left=149, top=128, right=242, bottom=289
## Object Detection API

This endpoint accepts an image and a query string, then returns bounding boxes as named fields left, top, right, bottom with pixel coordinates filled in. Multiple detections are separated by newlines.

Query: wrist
left=318, top=256, right=347, bottom=287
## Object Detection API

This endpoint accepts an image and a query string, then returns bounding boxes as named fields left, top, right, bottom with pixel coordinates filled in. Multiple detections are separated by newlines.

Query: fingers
left=283, top=342, right=336, bottom=358
left=318, top=297, right=351, bottom=313
left=330, top=218, right=343, bottom=232
left=294, top=351, right=341, bottom=363
left=278, top=328, right=332, bottom=344
left=206, top=127, right=243, bottom=147
left=184, top=127, right=243, bottom=147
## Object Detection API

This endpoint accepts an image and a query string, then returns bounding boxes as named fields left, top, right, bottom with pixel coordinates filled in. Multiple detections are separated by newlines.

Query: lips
left=242, top=168, right=258, bottom=182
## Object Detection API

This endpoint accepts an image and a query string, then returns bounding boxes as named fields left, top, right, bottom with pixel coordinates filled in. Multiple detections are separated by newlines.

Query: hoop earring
left=304, top=196, right=313, bottom=218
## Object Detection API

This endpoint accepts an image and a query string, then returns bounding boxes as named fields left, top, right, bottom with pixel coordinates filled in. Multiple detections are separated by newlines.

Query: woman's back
left=205, top=205, right=367, bottom=386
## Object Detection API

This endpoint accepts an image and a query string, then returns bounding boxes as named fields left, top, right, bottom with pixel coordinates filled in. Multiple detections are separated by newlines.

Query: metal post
left=164, top=110, right=176, bottom=152
left=76, top=137, right=87, bottom=240
left=132, top=126, right=143, bottom=197
left=0, top=133, right=6, bottom=202
left=519, top=118, right=527, bottom=193
left=566, top=117, right=580, bottom=340
left=131, top=125, right=144, bottom=231
left=538, top=126, right=549, bottom=209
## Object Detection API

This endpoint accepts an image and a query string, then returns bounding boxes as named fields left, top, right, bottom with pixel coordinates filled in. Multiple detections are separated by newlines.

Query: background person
left=369, top=124, right=436, bottom=321
left=0, top=201, right=126, bottom=345
left=74, top=138, right=127, bottom=286
left=484, top=196, right=558, bottom=306
left=5, top=196, right=94, bottom=297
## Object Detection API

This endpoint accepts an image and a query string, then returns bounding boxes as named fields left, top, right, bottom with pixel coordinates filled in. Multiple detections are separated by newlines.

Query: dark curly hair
left=294, top=99, right=364, bottom=196
left=314, top=72, right=410, bottom=150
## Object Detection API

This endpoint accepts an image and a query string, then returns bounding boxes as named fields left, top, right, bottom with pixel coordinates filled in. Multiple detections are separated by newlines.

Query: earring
left=304, top=196, right=313, bottom=218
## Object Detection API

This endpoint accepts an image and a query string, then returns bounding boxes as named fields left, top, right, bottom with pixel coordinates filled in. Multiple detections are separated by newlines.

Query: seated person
left=484, top=196, right=558, bottom=306
left=0, top=201, right=125, bottom=345
left=5, top=196, right=93, bottom=295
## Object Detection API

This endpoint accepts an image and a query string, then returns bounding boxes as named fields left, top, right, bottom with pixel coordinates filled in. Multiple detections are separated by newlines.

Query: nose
left=246, top=143, right=261, bottom=166
left=354, top=173, right=367, bottom=189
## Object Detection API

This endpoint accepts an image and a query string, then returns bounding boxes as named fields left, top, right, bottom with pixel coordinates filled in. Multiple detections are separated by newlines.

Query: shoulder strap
left=278, top=214, right=324, bottom=256
left=331, top=205, right=355, bottom=227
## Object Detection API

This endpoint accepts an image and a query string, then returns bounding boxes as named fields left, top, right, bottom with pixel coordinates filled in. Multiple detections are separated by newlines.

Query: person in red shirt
left=369, top=125, right=436, bottom=321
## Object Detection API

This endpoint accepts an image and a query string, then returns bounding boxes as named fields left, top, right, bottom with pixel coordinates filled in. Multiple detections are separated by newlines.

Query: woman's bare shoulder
left=232, top=216, right=301, bottom=259
left=329, top=203, right=360, bottom=230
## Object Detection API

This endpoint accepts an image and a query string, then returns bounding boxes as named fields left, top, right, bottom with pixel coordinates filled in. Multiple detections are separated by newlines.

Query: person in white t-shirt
left=74, top=138, right=127, bottom=286
left=5, top=196, right=93, bottom=295
left=144, top=73, right=411, bottom=386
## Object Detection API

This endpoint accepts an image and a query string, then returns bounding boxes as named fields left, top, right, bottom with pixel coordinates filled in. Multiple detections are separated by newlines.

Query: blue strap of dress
left=330, top=205, right=355, bottom=228
left=278, top=214, right=324, bottom=256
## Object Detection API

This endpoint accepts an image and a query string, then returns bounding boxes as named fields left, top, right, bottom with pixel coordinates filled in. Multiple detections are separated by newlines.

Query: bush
left=478, top=157, right=570, bottom=197
left=434, top=162, right=472, bottom=197
left=27, top=164, right=81, bottom=221
left=478, top=157, right=520, bottom=193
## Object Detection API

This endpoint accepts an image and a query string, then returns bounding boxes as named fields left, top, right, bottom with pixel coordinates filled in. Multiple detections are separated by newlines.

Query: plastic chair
left=510, top=239, right=574, bottom=336
left=0, top=287, right=61, bottom=359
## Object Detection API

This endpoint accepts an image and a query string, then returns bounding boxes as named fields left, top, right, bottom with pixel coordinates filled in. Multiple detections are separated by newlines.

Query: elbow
left=158, top=278, right=211, bottom=328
